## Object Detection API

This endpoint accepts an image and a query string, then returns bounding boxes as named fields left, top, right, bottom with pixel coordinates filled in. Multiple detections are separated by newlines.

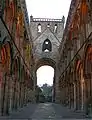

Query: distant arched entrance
left=35, top=58, right=56, bottom=102
left=37, top=65, right=54, bottom=86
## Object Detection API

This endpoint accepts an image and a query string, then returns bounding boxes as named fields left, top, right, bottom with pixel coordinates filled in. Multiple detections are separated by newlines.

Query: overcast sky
left=26, top=0, right=71, bottom=21
left=25, top=0, right=71, bottom=86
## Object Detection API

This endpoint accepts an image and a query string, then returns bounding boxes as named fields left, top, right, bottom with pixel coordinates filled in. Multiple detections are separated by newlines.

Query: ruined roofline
left=30, top=16, right=65, bottom=23
left=63, top=0, right=77, bottom=37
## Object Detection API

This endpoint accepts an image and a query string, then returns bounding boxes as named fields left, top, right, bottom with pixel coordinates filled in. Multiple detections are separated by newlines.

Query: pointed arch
left=84, top=44, right=92, bottom=79
left=42, top=39, right=52, bottom=52
left=0, top=41, right=12, bottom=73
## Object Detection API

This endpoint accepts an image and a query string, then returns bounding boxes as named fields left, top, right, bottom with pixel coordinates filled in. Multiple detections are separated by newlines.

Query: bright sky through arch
left=36, top=66, right=54, bottom=86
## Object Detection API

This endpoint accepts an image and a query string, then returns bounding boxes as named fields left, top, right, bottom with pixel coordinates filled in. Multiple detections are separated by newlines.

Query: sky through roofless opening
left=26, top=0, right=72, bottom=24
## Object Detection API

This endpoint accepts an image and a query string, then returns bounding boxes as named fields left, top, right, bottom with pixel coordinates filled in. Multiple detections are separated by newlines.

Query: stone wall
left=0, top=0, right=34, bottom=116
left=58, top=0, right=92, bottom=114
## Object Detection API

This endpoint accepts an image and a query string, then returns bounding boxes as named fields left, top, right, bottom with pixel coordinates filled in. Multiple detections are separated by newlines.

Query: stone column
left=73, top=82, right=77, bottom=110
left=24, top=86, right=27, bottom=105
left=22, top=84, right=25, bottom=105
left=13, top=77, right=17, bottom=110
left=20, top=83, right=24, bottom=107
left=0, top=70, right=3, bottom=115
left=71, top=84, right=74, bottom=108
left=19, top=82, right=21, bottom=107
left=76, top=81, right=80, bottom=110
left=8, top=75, right=13, bottom=113
left=20, top=83, right=23, bottom=107
left=11, top=77, right=15, bottom=111
left=17, top=81, right=20, bottom=108
left=81, top=78, right=85, bottom=110
left=69, top=84, right=73, bottom=108
left=68, top=84, right=71, bottom=108
left=3, top=74, right=11, bottom=115
left=55, top=65, right=61, bottom=103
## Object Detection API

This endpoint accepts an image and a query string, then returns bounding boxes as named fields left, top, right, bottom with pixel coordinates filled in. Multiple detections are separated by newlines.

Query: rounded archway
left=36, top=65, right=54, bottom=102
left=35, top=58, right=56, bottom=102
left=36, top=65, right=54, bottom=86
left=35, top=58, right=56, bottom=85
left=35, top=58, right=56, bottom=70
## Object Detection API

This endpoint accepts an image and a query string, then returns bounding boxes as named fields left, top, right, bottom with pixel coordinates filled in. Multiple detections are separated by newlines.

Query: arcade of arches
left=58, top=0, right=92, bottom=113
left=0, top=0, right=34, bottom=115
left=0, top=0, right=92, bottom=116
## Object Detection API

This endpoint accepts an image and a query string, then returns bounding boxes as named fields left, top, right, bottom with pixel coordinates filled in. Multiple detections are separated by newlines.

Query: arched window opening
left=1, top=43, right=11, bottom=66
left=38, top=23, right=41, bottom=33
left=47, top=24, right=50, bottom=28
left=85, top=46, right=92, bottom=78
left=54, top=24, right=57, bottom=33
left=42, top=39, right=52, bottom=52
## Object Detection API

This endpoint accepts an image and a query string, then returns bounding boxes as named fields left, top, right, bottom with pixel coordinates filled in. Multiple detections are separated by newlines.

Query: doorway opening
left=36, top=65, right=54, bottom=102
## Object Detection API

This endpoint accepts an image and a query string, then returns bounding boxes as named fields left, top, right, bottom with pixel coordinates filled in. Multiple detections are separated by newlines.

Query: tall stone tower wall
left=30, top=16, right=65, bottom=103
left=30, top=16, right=65, bottom=42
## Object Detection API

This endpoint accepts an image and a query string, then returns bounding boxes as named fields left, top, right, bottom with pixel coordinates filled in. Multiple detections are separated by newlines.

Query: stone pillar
left=13, top=77, right=17, bottom=110
left=81, top=79, right=85, bottom=110
left=55, top=65, right=61, bottom=103
left=2, top=74, right=11, bottom=115
left=73, top=82, right=77, bottom=110
left=16, top=81, right=20, bottom=108
left=76, top=81, right=79, bottom=110
left=69, top=84, right=73, bottom=108
left=76, top=80, right=81, bottom=110
left=68, top=84, right=71, bottom=108
left=20, top=83, right=23, bottom=107
left=24, top=86, right=27, bottom=105
left=22, top=84, right=25, bottom=105
left=11, top=79, right=15, bottom=111
left=15, top=79, right=18, bottom=110
left=71, top=84, right=74, bottom=108
left=20, top=83, right=24, bottom=107
left=0, top=71, right=3, bottom=115
left=8, top=75, right=13, bottom=113
left=23, top=85, right=26, bottom=105
left=19, top=82, right=21, bottom=107
left=0, top=75, right=6, bottom=115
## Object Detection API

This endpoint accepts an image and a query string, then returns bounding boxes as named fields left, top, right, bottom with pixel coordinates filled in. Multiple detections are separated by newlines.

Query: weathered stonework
left=58, top=0, right=92, bottom=114
left=0, top=0, right=34, bottom=116
left=30, top=16, right=65, bottom=102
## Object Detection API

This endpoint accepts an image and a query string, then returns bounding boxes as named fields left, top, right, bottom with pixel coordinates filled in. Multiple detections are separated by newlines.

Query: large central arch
left=35, top=58, right=56, bottom=101
left=35, top=58, right=56, bottom=71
